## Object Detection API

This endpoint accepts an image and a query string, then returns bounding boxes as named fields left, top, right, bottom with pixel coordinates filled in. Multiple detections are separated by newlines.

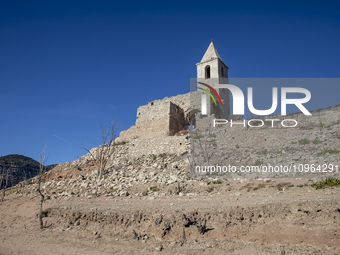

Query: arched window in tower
left=205, top=65, right=211, bottom=79
left=221, top=67, right=224, bottom=78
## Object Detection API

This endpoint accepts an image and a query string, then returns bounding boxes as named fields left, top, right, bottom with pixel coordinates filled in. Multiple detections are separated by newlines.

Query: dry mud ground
left=1, top=179, right=340, bottom=255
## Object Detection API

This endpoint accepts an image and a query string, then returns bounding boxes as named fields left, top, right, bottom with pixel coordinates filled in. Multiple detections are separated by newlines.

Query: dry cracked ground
left=1, top=173, right=340, bottom=254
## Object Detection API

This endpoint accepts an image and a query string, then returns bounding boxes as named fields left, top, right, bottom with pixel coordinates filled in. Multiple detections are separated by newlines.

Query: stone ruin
left=117, top=41, right=230, bottom=142
left=117, top=42, right=340, bottom=150
left=117, top=93, right=192, bottom=142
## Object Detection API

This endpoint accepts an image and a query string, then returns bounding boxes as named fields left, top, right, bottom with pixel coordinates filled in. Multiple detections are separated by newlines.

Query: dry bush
left=79, top=119, right=119, bottom=179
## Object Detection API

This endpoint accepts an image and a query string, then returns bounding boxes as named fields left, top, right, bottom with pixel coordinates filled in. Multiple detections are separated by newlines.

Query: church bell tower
left=196, top=41, right=230, bottom=119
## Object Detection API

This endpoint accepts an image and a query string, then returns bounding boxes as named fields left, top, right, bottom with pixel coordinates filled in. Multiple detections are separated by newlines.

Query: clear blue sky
left=1, top=0, right=339, bottom=164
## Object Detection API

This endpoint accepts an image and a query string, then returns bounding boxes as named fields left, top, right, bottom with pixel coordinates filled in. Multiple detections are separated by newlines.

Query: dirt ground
left=1, top=178, right=340, bottom=255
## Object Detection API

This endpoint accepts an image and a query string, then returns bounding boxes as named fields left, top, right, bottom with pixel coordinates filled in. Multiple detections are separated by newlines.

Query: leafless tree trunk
left=1, top=167, right=9, bottom=202
left=0, top=166, right=4, bottom=202
left=188, top=113, right=198, bottom=178
left=191, top=122, right=212, bottom=166
left=37, top=143, right=48, bottom=229
left=177, top=180, right=181, bottom=193
left=79, top=119, right=119, bottom=180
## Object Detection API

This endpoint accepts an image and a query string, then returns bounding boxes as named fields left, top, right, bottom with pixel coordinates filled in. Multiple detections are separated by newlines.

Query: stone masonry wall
left=136, top=93, right=191, bottom=125
left=169, top=102, right=186, bottom=134
left=195, top=104, right=340, bottom=131
left=252, top=104, right=340, bottom=128
left=118, top=93, right=192, bottom=142
left=117, top=117, right=169, bottom=142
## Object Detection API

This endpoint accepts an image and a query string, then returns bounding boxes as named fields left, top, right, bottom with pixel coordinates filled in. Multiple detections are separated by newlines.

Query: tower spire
left=200, top=41, right=222, bottom=63
left=196, top=42, right=230, bottom=118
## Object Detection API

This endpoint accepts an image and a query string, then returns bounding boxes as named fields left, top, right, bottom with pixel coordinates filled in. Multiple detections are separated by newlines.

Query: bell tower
left=196, top=41, right=230, bottom=119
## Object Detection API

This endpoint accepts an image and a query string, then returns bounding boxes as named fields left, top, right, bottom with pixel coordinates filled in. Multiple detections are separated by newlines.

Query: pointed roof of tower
left=200, top=41, right=222, bottom=63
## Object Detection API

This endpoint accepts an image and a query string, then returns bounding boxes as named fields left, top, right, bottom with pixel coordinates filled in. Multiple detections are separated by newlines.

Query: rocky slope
left=2, top=111, right=340, bottom=254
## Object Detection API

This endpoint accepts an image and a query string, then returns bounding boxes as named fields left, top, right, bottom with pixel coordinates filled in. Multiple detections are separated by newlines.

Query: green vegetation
left=235, top=144, right=239, bottom=149
left=104, top=175, right=108, bottom=179
left=209, top=133, right=216, bottom=138
left=117, top=141, right=126, bottom=145
left=317, top=149, right=340, bottom=156
left=254, top=160, right=263, bottom=166
left=317, top=122, right=336, bottom=130
left=276, top=182, right=294, bottom=191
left=291, top=141, right=297, bottom=144
left=312, top=139, right=322, bottom=144
left=311, top=178, right=340, bottom=189
left=149, top=186, right=159, bottom=192
left=298, top=138, right=310, bottom=145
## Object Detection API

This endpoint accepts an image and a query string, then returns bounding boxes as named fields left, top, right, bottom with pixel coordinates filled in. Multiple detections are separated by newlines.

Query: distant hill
left=0, top=154, right=57, bottom=189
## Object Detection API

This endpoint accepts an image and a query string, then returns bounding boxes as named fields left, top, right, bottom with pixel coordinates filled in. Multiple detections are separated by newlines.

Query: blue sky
left=1, top=0, right=340, bottom=164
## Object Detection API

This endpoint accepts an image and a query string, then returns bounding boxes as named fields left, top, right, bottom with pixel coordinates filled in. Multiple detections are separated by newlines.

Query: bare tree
left=37, top=143, right=48, bottom=229
left=188, top=114, right=221, bottom=180
left=1, top=166, right=9, bottom=202
left=79, top=119, right=119, bottom=180
left=188, top=112, right=199, bottom=178
left=191, top=121, right=213, bottom=166
left=0, top=166, right=3, bottom=201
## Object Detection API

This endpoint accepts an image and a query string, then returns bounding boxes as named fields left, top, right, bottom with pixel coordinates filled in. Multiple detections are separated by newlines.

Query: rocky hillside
left=5, top=107, right=340, bottom=199
left=0, top=154, right=57, bottom=189
left=191, top=116, right=340, bottom=179
left=2, top=106, right=340, bottom=254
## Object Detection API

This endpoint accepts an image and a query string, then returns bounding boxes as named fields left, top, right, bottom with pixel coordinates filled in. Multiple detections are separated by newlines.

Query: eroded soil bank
left=1, top=186, right=340, bottom=254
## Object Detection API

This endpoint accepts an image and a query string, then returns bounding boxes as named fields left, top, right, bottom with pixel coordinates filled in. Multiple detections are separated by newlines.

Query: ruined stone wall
left=252, top=104, right=340, bottom=128
left=121, top=135, right=189, bottom=160
left=194, top=104, right=340, bottom=131
left=118, top=93, right=192, bottom=142
left=117, top=118, right=169, bottom=142
left=136, top=93, right=191, bottom=125
left=169, top=102, right=186, bottom=134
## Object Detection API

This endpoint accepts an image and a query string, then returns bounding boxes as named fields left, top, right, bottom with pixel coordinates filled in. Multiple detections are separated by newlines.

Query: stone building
left=117, top=42, right=230, bottom=141
left=196, top=41, right=230, bottom=119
